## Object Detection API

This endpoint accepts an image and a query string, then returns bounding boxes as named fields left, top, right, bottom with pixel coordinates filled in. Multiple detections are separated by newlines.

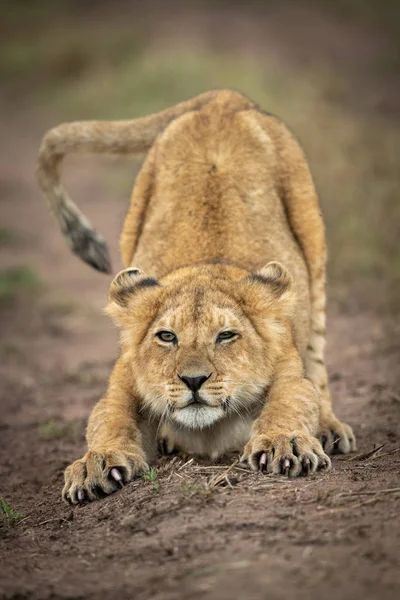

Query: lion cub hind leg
left=306, top=332, right=356, bottom=455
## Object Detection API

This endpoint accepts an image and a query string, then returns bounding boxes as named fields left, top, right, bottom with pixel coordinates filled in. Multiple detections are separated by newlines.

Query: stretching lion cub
left=37, top=90, right=355, bottom=503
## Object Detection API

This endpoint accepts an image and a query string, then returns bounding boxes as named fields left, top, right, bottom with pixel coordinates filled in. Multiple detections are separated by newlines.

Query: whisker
left=227, top=399, right=247, bottom=424
left=155, top=403, right=170, bottom=439
left=216, top=380, right=248, bottom=385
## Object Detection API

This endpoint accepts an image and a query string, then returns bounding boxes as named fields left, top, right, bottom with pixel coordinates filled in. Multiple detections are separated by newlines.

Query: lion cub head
left=106, top=263, right=295, bottom=430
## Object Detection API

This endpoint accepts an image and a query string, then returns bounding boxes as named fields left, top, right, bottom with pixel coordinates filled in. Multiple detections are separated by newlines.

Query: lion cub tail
left=37, top=91, right=215, bottom=273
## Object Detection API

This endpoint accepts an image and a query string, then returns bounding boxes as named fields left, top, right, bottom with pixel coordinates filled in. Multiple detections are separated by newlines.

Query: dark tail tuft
left=70, top=228, right=112, bottom=274
left=59, top=204, right=112, bottom=274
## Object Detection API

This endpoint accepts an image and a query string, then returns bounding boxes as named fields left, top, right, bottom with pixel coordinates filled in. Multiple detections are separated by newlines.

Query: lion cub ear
left=247, top=261, right=295, bottom=316
left=252, top=262, right=292, bottom=297
left=106, top=267, right=160, bottom=324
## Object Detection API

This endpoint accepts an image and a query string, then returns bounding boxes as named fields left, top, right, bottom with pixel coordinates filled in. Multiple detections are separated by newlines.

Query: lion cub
left=37, top=89, right=355, bottom=503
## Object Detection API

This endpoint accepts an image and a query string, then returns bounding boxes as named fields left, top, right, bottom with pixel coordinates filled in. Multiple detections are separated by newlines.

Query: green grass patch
left=38, top=419, right=70, bottom=441
left=0, top=266, right=40, bottom=304
left=0, top=498, right=24, bottom=527
left=142, top=467, right=159, bottom=494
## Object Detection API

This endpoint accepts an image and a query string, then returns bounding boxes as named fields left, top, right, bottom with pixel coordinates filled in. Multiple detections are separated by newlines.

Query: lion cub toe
left=318, top=412, right=356, bottom=455
left=62, top=448, right=149, bottom=504
left=242, top=432, right=331, bottom=478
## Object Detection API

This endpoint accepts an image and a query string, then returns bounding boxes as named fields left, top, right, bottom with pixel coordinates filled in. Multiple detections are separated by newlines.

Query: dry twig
left=177, top=458, right=194, bottom=471
left=207, top=460, right=239, bottom=489
left=344, top=442, right=387, bottom=462
left=368, top=447, right=400, bottom=461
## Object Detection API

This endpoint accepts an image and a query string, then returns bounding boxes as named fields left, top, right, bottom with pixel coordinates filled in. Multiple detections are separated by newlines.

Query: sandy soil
left=1, top=3, right=400, bottom=599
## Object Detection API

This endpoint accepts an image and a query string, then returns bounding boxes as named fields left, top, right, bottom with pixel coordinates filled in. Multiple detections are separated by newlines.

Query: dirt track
left=0, top=111, right=399, bottom=600
left=1, top=3, right=400, bottom=599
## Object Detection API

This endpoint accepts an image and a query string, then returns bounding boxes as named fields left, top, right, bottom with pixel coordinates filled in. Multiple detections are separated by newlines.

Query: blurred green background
left=1, top=0, right=399, bottom=310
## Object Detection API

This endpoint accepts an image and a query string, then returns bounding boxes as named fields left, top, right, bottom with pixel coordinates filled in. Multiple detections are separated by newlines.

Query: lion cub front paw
left=241, top=431, right=331, bottom=478
left=62, top=448, right=149, bottom=504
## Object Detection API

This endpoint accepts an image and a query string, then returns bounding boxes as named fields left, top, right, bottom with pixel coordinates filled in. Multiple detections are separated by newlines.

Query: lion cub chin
left=171, top=403, right=226, bottom=430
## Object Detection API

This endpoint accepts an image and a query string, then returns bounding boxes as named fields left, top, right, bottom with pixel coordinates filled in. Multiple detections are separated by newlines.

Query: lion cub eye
left=217, top=331, right=238, bottom=343
left=156, top=331, right=177, bottom=343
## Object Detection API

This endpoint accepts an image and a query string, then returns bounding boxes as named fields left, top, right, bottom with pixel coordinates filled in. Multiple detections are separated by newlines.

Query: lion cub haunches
left=62, top=263, right=330, bottom=504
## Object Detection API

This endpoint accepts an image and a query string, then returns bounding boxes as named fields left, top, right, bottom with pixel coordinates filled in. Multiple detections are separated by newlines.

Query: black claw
left=319, top=457, right=329, bottom=470
left=158, top=438, right=167, bottom=455
left=302, top=458, right=311, bottom=476
left=158, top=438, right=176, bottom=456
left=332, top=431, right=340, bottom=443
left=92, top=485, right=108, bottom=498
left=291, top=443, right=300, bottom=458
left=330, top=432, right=342, bottom=454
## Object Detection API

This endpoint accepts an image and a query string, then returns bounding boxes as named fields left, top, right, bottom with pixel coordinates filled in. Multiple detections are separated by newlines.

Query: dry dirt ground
left=1, top=3, right=400, bottom=600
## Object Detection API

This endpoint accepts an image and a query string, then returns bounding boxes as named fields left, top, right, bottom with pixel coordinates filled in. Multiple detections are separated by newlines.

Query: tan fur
left=36, top=89, right=355, bottom=504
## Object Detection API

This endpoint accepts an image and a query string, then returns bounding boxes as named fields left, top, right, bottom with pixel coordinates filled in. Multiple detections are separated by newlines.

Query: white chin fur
left=172, top=405, right=225, bottom=429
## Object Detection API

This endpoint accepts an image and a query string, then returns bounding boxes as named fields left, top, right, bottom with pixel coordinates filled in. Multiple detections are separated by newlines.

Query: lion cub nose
left=179, top=374, right=211, bottom=393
